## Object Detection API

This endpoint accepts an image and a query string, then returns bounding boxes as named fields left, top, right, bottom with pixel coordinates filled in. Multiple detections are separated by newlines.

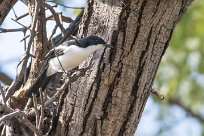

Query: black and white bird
left=26, top=35, right=113, bottom=97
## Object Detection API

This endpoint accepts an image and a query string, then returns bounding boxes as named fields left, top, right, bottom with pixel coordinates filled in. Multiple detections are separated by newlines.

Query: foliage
left=154, top=0, right=204, bottom=134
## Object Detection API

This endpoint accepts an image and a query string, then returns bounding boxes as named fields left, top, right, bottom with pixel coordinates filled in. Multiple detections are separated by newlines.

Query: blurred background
left=0, top=0, right=204, bottom=136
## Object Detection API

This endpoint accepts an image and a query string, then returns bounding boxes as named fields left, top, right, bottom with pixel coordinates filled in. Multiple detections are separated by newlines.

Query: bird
left=25, top=35, right=113, bottom=97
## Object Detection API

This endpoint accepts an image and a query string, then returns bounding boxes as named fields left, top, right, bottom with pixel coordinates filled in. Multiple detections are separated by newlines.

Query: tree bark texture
left=52, top=0, right=192, bottom=136
left=23, top=1, right=48, bottom=91
left=0, top=0, right=17, bottom=26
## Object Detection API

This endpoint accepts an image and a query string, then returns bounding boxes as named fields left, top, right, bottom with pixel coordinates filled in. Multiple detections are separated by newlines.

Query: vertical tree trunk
left=51, top=0, right=192, bottom=136
left=11, top=1, right=49, bottom=108
left=24, top=1, right=48, bottom=90
left=0, top=0, right=193, bottom=135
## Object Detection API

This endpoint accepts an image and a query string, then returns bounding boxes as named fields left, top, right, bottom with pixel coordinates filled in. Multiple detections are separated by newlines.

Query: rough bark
left=11, top=1, right=49, bottom=106
left=51, top=0, right=192, bottom=136
left=0, top=0, right=193, bottom=135
left=24, top=1, right=48, bottom=90
left=0, top=0, right=17, bottom=26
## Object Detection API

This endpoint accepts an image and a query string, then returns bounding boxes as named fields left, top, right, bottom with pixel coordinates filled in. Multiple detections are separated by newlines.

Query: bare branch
left=0, top=83, right=6, bottom=105
left=0, top=102, right=42, bottom=135
left=11, top=18, right=31, bottom=31
left=0, top=27, right=28, bottom=33
left=24, top=98, right=32, bottom=111
left=45, top=81, right=67, bottom=107
left=32, top=94, right=39, bottom=127
left=5, top=0, right=41, bottom=101
left=0, top=111, right=21, bottom=122
left=15, top=13, right=29, bottom=21
left=45, top=67, right=89, bottom=107
left=168, top=98, right=204, bottom=123
left=19, top=116, right=43, bottom=136
left=20, top=34, right=30, bottom=42
left=43, top=2, right=66, bottom=36
left=0, top=71, right=13, bottom=85
left=38, top=88, right=44, bottom=129
left=53, top=48, right=67, bottom=74
left=0, top=0, right=18, bottom=26
left=48, top=25, right=58, bottom=42
left=47, top=0, right=84, bottom=9
left=52, top=9, right=84, bottom=46
left=151, top=87, right=164, bottom=100
left=1, top=125, right=5, bottom=136
left=12, top=8, right=18, bottom=18
left=46, top=14, right=73, bottom=23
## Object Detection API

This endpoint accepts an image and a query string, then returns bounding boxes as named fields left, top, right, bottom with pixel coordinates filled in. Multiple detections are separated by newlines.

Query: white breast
left=46, top=44, right=104, bottom=76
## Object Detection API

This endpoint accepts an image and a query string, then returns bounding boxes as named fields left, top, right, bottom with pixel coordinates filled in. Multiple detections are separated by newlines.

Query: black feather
left=60, top=35, right=106, bottom=48
left=45, top=48, right=65, bottom=60
left=25, top=62, right=54, bottom=97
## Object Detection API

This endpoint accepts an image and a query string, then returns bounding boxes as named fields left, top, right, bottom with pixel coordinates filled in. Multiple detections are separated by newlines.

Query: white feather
left=46, top=44, right=104, bottom=76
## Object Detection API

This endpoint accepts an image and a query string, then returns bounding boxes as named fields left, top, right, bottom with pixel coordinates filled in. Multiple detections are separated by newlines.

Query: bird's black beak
left=106, top=44, right=114, bottom=48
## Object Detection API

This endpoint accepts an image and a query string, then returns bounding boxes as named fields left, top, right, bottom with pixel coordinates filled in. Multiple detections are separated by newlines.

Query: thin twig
left=20, top=34, right=30, bottom=42
left=53, top=9, right=84, bottom=46
left=0, top=83, right=6, bottom=105
left=48, top=25, right=58, bottom=42
left=44, top=67, right=89, bottom=107
left=0, top=111, right=21, bottom=122
left=24, top=98, right=32, bottom=111
left=12, top=8, right=18, bottom=18
left=151, top=87, right=164, bottom=100
left=59, top=12, right=63, bottom=25
left=15, top=53, right=27, bottom=77
left=46, top=13, right=73, bottom=23
left=0, top=103, right=42, bottom=135
left=0, top=27, right=27, bottom=33
left=50, top=38, right=67, bottom=75
left=38, top=88, right=44, bottom=129
left=23, top=31, right=27, bottom=52
left=26, top=0, right=40, bottom=48
left=45, top=80, right=68, bottom=107
left=53, top=48, right=67, bottom=74
left=19, top=115, right=43, bottom=136
left=15, top=13, right=29, bottom=21
left=168, top=98, right=204, bottom=123
left=11, top=18, right=31, bottom=31
left=5, top=0, right=41, bottom=101
left=47, top=0, right=84, bottom=9
left=43, top=2, right=66, bottom=36
left=1, top=125, right=5, bottom=136
left=32, top=94, right=39, bottom=127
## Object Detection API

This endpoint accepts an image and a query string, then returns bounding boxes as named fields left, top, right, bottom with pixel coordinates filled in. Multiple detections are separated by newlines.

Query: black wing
left=44, top=47, right=65, bottom=60
left=44, top=39, right=79, bottom=60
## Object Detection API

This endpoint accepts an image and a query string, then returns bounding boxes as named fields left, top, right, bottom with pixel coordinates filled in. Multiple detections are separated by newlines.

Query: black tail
left=26, top=67, right=53, bottom=97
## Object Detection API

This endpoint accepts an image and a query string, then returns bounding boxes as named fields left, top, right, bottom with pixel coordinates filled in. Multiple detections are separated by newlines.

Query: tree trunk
left=0, top=0, right=17, bottom=26
left=50, top=0, right=192, bottom=136
left=0, top=0, right=193, bottom=135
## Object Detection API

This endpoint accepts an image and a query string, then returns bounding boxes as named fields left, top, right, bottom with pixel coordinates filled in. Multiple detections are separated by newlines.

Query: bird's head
left=78, top=35, right=114, bottom=49
left=87, top=35, right=113, bottom=48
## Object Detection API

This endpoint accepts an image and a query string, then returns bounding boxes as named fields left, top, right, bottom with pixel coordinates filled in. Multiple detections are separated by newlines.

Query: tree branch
left=0, top=72, right=13, bottom=85
left=52, top=9, right=84, bottom=46
left=43, top=2, right=66, bottom=36
left=0, top=102, right=43, bottom=135
left=47, top=0, right=84, bottom=9
left=0, top=0, right=18, bottom=26
left=168, top=98, right=204, bottom=123
left=46, top=14, right=73, bottom=23
left=5, top=0, right=41, bottom=101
